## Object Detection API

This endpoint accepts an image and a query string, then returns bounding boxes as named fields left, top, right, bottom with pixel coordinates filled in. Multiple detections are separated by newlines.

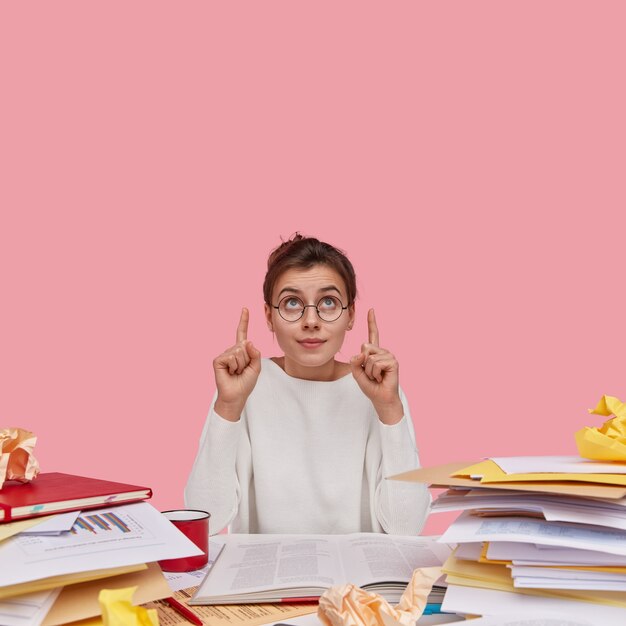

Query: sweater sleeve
left=372, top=388, right=431, bottom=535
left=184, top=394, right=243, bottom=535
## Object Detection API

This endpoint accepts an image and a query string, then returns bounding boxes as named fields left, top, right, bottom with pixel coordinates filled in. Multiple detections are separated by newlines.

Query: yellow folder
left=454, top=459, right=626, bottom=487
left=0, top=563, right=146, bottom=600
left=42, top=562, right=170, bottom=626
left=477, top=543, right=626, bottom=573
left=389, top=461, right=626, bottom=499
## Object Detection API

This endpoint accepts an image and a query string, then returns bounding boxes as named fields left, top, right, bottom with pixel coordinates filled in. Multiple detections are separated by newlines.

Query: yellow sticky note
left=99, top=587, right=158, bottom=626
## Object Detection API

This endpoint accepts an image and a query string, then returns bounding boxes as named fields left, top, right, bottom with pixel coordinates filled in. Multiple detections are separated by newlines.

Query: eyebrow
left=277, top=285, right=343, bottom=299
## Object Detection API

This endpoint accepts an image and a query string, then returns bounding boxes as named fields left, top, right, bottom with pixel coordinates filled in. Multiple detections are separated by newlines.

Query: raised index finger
left=236, top=307, right=249, bottom=343
left=368, top=308, right=379, bottom=347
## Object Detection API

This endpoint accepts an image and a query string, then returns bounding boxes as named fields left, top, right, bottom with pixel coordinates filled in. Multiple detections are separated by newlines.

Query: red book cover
left=0, top=472, right=152, bottom=522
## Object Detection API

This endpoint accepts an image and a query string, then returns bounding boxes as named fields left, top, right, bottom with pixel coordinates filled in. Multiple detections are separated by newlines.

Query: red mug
left=158, top=509, right=210, bottom=572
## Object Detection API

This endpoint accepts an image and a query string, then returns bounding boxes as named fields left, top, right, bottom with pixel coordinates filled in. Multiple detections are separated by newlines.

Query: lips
left=298, top=339, right=326, bottom=348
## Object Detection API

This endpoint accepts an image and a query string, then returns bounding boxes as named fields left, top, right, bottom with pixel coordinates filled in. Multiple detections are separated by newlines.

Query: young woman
left=185, top=235, right=430, bottom=535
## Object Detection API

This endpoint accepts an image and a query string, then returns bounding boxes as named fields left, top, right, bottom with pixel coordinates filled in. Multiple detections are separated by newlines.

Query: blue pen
left=423, top=603, right=443, bottom=615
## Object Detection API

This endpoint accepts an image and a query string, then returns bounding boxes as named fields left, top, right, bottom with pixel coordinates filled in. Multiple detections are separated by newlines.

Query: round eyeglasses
left=271, top=295, right=349, bottom=322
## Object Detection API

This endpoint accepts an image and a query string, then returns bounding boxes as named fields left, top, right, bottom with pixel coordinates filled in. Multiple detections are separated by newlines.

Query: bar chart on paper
left=0, top=503, right=204, bottom=589
left=71, top=511, right=132, bottom=534
left=16, top=506, right=156, bottom=559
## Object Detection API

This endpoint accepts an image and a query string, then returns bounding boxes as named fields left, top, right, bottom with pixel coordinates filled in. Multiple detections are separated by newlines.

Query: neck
left=275, top=356, right=346, bottom=381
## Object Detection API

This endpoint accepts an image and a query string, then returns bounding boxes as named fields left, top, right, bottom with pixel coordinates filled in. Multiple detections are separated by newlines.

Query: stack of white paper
left=0, top=501, right=203, bottom=626
left=426, top=456, right=626, bottom=620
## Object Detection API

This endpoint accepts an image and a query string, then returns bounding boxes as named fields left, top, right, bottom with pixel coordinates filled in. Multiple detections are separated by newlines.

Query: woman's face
left=264, top=264, right=355, bottom=380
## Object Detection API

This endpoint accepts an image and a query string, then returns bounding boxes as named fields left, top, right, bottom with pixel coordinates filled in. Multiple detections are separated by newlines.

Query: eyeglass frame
left=270, top=294, right=350, bottom=323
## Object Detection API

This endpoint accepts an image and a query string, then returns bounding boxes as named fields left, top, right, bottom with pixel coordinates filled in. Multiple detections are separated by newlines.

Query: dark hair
left=263, top=234, right=357, bottom=306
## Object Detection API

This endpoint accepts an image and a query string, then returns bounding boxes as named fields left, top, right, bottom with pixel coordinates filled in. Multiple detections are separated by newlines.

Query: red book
left=0, top=472, right=152, bottom=522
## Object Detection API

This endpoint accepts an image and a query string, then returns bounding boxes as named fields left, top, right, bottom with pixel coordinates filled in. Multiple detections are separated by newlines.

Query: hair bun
left=263, top=234, right=357, bottom=306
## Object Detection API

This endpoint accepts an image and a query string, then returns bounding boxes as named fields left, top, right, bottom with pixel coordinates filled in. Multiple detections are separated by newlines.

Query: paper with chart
left=0, top=502, right=202, bottom=586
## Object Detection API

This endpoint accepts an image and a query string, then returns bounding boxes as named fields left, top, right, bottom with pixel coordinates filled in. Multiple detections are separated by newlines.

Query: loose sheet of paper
left=439, top=512, right=626, bottom=555
left=163, top=540, right=224, bottom=592
left=509, top=564, right=626, bottom=590
left=146, top=586, right=318, bottom=626
left=432, top=492, right=626, bottom=530
left=0, top=588, right=61, bottom=626
left=20, top=511, right=80, bottom=535
left=486, top=541, right=626, bottom=566
left=490, top=456, right=626, bottom=475
left=441, top=584, right=626, bottom=625
left=437, top=615, right=601, bottom=626
left=0, top=517, right=49, bottom=543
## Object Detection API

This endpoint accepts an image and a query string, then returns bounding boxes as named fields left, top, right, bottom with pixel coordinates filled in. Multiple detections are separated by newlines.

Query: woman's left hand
left=350, top=309, right=404, bottom=425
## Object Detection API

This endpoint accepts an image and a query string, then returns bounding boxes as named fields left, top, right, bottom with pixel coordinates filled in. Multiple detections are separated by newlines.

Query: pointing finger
left=236, top=307, right=249, bottom=343
left=368, top=308, right=379, bottom=347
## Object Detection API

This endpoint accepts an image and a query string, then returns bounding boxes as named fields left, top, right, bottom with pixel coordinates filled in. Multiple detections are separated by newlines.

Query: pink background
left=1, top=3, right=625, bottom=535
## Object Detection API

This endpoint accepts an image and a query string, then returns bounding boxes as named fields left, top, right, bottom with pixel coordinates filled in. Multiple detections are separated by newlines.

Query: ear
left=346, top=302, right=355, bottom=331
left=264, top=302, right=274, bottom=332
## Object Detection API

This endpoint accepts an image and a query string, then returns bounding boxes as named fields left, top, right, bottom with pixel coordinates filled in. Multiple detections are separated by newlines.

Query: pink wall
left=2, top=3, right=625, bottom=535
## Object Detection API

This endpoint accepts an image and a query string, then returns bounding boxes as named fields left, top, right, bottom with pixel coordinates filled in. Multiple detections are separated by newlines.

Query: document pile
left=0, top=498, right=202, bottom=626
left=392, top=396, right=626, bottom=624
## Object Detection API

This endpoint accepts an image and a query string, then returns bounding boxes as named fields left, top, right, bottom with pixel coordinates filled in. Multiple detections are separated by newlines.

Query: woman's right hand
left=213, top=307, right=262, bottom=422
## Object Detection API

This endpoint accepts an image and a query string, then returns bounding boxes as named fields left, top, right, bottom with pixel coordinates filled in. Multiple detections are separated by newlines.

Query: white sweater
left=184, top=358, right=430, bottom=535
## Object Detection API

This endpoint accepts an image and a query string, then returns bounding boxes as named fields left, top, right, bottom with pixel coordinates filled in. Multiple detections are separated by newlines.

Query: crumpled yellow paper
left=575, top=395, right=626, bottom=462
left=99, top=586, right=159, bottom=626
left=0, top=427, right=40, bottom=489
left=318, top=567, right=442, bottom=626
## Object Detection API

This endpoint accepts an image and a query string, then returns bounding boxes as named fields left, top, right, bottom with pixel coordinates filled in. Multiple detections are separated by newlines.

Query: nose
left=301, top=305, right=320, bottom=329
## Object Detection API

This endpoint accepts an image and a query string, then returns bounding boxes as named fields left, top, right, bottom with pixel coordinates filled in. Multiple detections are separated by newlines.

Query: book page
left=338, top=534, right=452, bottom=587
left=195, top=535, right=343, bottom=599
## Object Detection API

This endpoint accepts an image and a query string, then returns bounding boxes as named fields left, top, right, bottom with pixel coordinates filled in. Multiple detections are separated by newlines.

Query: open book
left=190, top=533, right=451, bottom=605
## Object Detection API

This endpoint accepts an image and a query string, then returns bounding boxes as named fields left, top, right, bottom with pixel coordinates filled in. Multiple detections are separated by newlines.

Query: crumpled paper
left=100, top=586, right=159, bottom=626
left=318, top=566, right=442, bottom=626
left=0, top=427, right=40, bottom=489
left=575, top=395, right=626, bottom=462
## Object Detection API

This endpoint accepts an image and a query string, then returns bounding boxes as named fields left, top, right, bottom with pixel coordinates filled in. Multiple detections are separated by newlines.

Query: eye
left=284, top=297, right=302, bottom=309
left=319, top=296, right=339, bottom=310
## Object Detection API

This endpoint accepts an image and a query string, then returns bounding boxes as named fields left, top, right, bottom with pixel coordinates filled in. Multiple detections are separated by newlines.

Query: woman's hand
left=350, top=309, right=404, bottom=425
left=213, top=308, right=262, bottom=422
